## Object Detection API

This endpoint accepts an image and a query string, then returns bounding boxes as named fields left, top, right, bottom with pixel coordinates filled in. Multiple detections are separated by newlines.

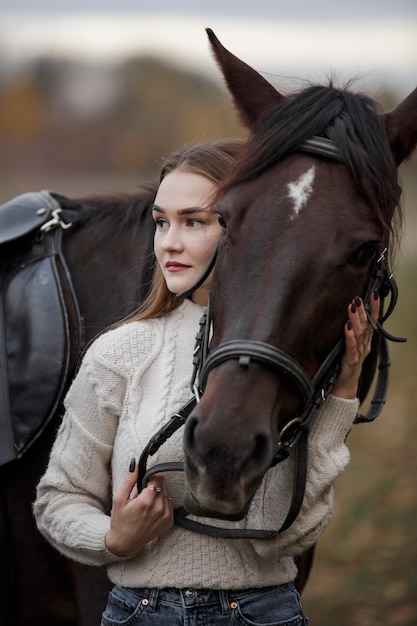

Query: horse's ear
left=384, top=86, right=417, bottom=165
left=206, top=28, right=284, bottom=129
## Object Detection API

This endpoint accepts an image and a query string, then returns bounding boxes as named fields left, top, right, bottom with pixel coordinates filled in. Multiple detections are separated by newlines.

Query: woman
left=34, top=139, right=379, bottom=625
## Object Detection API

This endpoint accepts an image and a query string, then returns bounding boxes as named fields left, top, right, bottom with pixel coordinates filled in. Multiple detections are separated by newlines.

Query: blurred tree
left=0, top=74, right=49, bottom=170
left=0, top=55, right=244, bottom=178
left=109, top=55, right=244, bottom=170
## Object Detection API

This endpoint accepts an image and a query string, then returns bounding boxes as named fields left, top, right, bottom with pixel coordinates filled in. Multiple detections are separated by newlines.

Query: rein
left=137, top=136, right=405, bottom=539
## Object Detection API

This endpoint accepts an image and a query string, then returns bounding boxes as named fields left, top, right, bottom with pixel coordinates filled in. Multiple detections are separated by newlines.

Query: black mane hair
left=221, top=83, right=402, bottom=243
left=52, top=183, right=157, bottom=242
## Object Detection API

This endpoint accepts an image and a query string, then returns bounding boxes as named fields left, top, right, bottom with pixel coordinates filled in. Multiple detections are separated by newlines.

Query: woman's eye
left=186, top=218, right=203, bottom=228
left=155, top=219, right=169, bottom=230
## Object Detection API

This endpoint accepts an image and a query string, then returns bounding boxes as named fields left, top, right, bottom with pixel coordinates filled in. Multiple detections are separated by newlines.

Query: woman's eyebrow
left=151, top=205, right=211, bottom=215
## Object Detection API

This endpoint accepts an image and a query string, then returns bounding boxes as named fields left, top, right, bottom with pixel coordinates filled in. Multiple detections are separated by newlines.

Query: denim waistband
left=124, top=584, right=286, bottom=614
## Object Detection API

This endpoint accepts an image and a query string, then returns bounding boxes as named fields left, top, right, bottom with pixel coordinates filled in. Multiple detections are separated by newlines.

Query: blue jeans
left=101, top=583, right=308, bottom=625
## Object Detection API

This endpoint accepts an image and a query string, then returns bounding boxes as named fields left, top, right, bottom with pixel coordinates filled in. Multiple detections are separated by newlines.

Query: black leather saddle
left=0, top=190, right=82, bottom=466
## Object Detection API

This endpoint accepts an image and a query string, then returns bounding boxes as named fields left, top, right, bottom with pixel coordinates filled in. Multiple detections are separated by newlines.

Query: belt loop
left=147, top=588, right=159, bottom=612
left=219, top=590, right=232, bottom=615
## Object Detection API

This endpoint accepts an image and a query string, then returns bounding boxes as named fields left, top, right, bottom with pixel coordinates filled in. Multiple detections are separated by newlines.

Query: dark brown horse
left=182, top=30, right=417, bottom=520
left=0, top=188, right=156, bottom=625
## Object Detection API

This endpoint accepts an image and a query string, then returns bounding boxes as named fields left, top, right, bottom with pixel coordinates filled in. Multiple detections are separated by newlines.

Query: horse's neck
left=63, top=204, right=155, bottom=339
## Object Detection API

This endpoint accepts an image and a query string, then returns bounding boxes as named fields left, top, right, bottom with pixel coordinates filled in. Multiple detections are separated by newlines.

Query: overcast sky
left=1, top=0, right=416, bottom=18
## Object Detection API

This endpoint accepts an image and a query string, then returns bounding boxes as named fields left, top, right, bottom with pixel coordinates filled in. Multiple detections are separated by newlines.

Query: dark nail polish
left=351, top=302, right=357, bottom=314
left=373, top=288, right=379, bottom=300
left=354, top=296, right=361, bottom=307
left=347, top=320, right=352, bottom=330
left=129, top=458, right=136, bottom=473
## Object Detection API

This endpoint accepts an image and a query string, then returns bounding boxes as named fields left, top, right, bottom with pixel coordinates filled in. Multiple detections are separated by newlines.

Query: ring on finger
left=146, top=485, right=162, bottom=493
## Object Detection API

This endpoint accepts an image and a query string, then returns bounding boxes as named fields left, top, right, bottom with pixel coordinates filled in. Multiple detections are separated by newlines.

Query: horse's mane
left=219, top=82, right=402, bottom=248
left=53, top=182, right=157, bottom=242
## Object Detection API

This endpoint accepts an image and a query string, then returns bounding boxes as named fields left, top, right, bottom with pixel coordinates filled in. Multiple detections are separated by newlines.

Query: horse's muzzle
left=182, top=480, right=251, bottom=521
left=184, top=462, right=255, bottom=521
left=183, top=416, right=270, bottom=519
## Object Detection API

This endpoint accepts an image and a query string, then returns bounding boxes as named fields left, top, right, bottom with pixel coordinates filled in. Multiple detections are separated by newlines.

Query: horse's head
left=183, top=30, right=417, bottom=520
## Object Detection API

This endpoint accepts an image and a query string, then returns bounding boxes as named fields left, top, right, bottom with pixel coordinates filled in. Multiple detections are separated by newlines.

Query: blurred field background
left=0, top=16, right=416, bottom=625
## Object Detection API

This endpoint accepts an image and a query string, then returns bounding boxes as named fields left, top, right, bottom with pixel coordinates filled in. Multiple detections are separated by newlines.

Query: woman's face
left=153, top=169, right=222, bottom=305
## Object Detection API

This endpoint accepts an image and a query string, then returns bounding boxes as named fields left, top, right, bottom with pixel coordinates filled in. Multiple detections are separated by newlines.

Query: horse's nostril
left=253, top=434, right=270, bottom=464
left=243, top=432, right=271, bottom=478
left=183, top=416, right=198, bottom=455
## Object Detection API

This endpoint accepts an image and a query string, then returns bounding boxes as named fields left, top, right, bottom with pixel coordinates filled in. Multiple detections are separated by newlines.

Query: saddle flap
left=3, top=251, right=70, bottom=460
left=0, top=190, right=60, bottom=245
left=0, top=191, right=80, bottom=465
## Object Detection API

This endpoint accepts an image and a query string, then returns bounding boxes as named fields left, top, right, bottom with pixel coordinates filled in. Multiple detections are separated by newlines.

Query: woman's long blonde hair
left=132, top=138, right=244, bottom=321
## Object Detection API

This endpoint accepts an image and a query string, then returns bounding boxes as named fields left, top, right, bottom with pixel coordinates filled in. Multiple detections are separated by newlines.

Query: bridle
left=196, top=247, right=404, bottom=431
left=137, top=136, right=405, bottom=539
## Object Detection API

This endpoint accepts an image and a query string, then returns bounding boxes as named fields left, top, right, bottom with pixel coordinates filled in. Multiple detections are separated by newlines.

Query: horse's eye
left=350, top=244, right=378, bottom=267
left=217, top=213, right=227, bottom=229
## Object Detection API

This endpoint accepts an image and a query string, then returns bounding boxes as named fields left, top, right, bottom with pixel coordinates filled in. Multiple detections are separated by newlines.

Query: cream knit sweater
left=34, top=299, right=358, bottom=590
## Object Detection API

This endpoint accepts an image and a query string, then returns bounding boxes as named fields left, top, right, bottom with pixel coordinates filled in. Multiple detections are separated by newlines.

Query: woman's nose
left=161, top=227, right=184, bottom=251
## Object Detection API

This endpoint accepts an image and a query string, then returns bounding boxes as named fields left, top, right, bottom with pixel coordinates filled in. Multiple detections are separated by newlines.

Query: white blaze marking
left=287, top=165, right=315, bottom=218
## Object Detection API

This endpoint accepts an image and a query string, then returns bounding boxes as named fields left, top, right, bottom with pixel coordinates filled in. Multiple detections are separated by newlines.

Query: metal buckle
left=39, top=208, right=72, bottom=233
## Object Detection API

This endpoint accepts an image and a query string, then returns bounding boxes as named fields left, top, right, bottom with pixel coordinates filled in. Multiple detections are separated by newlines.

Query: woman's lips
left=166, top=261, right=190, bottom=272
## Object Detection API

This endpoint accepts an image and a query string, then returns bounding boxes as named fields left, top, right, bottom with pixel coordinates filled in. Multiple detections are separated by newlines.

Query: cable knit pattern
left=34, top=299, right=359, bottom=589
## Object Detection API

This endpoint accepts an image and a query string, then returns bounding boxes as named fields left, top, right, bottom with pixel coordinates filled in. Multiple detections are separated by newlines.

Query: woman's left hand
left=332, top=292, right=380, bottom=400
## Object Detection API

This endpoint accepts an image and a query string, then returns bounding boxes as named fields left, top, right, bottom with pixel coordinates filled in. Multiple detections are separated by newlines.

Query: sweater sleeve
left=33, top=339, right=130, bottom=566
left=275, top=394, right=358, bottom=558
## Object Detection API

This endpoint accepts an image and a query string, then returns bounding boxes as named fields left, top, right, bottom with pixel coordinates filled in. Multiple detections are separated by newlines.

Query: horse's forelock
left=218, top=83, right=402, bottom=248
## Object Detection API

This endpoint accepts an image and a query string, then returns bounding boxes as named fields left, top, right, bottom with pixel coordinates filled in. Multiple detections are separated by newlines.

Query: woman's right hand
left=105, top=460, right=174, bottom=558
